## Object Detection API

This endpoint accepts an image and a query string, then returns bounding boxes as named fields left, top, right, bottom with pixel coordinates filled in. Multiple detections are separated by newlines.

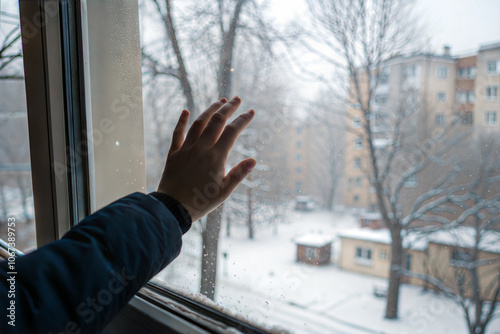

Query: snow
left=293, top=233, right=334, bottom=248
left=426, top=227, right=500, bottom=254
left=338, top=228, right=428, bottom=251
left=373, top=138, right=391, bottom=148
left=156, top=209, right=500, bottom=334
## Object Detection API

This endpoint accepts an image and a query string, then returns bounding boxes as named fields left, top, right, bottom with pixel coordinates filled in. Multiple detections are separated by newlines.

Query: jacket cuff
left=149, top=192, right=192, bottom=234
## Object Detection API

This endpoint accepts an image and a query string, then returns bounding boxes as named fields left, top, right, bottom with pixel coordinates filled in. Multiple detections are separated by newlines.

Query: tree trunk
left=385, top=227, right=403, bottom=319
left=200, top=205, right=223, bottom=300
left=247, top=185, right=253, bottom=239
left=199, top=0, right=248, bottom=300
left=164, top=0, right=196, bottom=115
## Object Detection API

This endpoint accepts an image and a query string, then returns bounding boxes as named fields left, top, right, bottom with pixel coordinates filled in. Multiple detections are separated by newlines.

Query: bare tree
left=302, top=0, right=436, bottom=319
left=0, top=10, right=23, bottom=80
left=141, top=0, right=279, bottom=300
left=404, top=134, right=500, bottom=334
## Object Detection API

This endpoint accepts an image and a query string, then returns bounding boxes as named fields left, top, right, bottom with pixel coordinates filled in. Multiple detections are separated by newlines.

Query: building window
left=355, top=177, right=362, bottom=187
left=348, top=178, right=353, bottom=189
left=296, top=167, right=302, bottom=174
left=404, top=64, right=417, bottom=78
left=485, top=111, right=497, bottom=126
left=296, top=127, right=302, bottom=135
left=486, top=85, right=498, bottom=100
left=450, top=250, right=472, bottom=266
left=457, top=90, right=475, bottom=103
left=354, top=157, right=361, bottom=170
left=458, top=66, right=476, bottom=78
left=435, top=114, right=446, bottom=126
left=296, top=140, right=302, bottom=148
left=437, top=65, right=447, bottom=79
left=370, top=203, right=377, bottom=212
left=355, top=247, right=373, bottom=266
left=296, top=181, right=302, bottom=194
left=355, top=136, right=363, bottom=149
left=296, top=154, right=302, bottom=161
left=379, top=72, right=389, bottom=85
left=461, top=112, right=474, bottom=125
left=437, top=92, right=446, bottom=102
left=305, top=247, right=317, bottom=260
left=353, top=116, right=361, bottom=128
left=404, top=175, right=418, bottom=188
left=354, top=194, right=359, bottom=203
left=380, top=250, right=389, bottom=260
left=487, top=60, right=498, bottom=74
left=375, top=94, right=388, bottom=105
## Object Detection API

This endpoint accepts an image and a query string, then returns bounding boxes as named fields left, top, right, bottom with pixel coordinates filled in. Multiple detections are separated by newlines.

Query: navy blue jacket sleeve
left=0, top=192, right=187, bottom=334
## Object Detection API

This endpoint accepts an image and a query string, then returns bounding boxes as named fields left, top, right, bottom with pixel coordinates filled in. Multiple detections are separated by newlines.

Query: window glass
left=0, top=1, right=36, bottom=252
left=81, top=0, right=500, bottom=333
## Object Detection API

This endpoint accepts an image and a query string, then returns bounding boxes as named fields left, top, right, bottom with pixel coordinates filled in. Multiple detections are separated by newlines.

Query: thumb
left=221, top=158, right=256, bottom=198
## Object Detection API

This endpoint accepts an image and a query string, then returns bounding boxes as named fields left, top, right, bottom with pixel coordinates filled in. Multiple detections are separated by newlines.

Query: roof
left=427, top=227, right=500, bottom=254
left=479, top=41, right=500, bottom=52
left=359, top=212, right=382, bottom=220
left=338, top=227, right=500, bottom=254
left=294, top=234, right=334, bottom=248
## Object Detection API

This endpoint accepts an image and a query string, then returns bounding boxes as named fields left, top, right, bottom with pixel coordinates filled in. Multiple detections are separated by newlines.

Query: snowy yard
left=157, top=209, right=500, bottom=334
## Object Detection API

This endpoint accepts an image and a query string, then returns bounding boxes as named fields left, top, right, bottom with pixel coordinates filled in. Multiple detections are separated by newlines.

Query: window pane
left=0, top=2, right=36, bottom=252
left=86, top=0, right=500, bottom=332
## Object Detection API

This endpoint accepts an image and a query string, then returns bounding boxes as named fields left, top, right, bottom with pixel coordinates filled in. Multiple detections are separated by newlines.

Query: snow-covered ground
left=157, top=209, right=500, bottom=334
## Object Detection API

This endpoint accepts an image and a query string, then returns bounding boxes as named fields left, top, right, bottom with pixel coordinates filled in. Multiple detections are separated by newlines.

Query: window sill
left=103, top=280, right=270, bottom=334
left=355, top=258, right=373, bottom=266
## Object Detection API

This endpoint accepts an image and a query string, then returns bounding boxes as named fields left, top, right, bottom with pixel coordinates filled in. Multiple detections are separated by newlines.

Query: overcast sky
left=270, top=0, right=500, bottom=55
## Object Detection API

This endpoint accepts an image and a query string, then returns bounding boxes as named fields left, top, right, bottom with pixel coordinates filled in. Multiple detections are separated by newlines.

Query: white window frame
left=437, top=65, right=448, bottom=79
left=355, top=136, right=363, bottom=149
left=435, top=113, right=446, bottom=126
left=487, top=60, right=498, bottom=74
left=437, top=92, right=446, bottom=102
left=355, top=247, right=373, bottom=266
left=353, top=116, right=361, bottom=128
left=354, top=157, right=361, bottom=170
left=485, top=111, right=497, bottom=126
left=486, top=85, right=498, bottom=100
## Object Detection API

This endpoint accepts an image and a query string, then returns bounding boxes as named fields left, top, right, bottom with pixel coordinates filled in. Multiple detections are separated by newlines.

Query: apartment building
left=475, top=42, right=500, bottom=132
left=286, top=117, right=345, bottom=209
left=344, top=42, right=500, bottom=212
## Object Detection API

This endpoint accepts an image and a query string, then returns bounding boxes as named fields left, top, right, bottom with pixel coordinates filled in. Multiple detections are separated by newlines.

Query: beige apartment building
left=344, top=42, right=500, bottom=212
left=338, top=224, right=500, bottom=301
left=286, top=117, right=345, bottom=208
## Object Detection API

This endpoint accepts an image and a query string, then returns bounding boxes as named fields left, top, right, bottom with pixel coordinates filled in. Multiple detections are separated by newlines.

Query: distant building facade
left=344, top=42, right=500, bottom=212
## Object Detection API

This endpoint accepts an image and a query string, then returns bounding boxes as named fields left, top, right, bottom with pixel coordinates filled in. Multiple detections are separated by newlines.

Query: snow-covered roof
left=427, top=227, right=500, bottom=254
left=338, top=228, right=426, bottom=251
left=294, top=234, right=334, bottom=248
left=358, top=212, right=382, bottom=220
left=338, top=227, right=500, bottom=254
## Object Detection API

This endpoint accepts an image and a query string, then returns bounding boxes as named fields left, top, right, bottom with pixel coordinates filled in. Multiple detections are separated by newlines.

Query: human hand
left=157, top=96, right=256, bottom=221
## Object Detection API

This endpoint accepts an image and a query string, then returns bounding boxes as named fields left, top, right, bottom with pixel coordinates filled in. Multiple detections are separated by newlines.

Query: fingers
left=184, top=98, right=227, bottom=145
left=215, top=109, right=255, bottom=153
left=220, top=158, right=256, bottom=199
left=168, top=109, right=189, bottom=155
left=199, top=96, right=242, bottom=146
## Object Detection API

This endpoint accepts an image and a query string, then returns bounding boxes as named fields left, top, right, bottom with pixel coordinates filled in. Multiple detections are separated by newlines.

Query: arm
left=0, top=96, right=255, bottom=333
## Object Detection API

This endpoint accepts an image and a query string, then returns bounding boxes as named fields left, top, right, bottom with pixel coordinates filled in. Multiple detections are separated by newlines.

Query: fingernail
left=233, top=96, right=241, bottom=101
left=245, top=159, right=256, bottom=172
left=247, top=109, right=255, bottom=115
left=220, top=97, right=227, bottom=103
left=182, top=109, right=189, bottom=115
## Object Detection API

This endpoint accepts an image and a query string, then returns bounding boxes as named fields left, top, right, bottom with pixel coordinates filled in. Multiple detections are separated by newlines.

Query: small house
left=294, top=234, right=334, bottom=265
